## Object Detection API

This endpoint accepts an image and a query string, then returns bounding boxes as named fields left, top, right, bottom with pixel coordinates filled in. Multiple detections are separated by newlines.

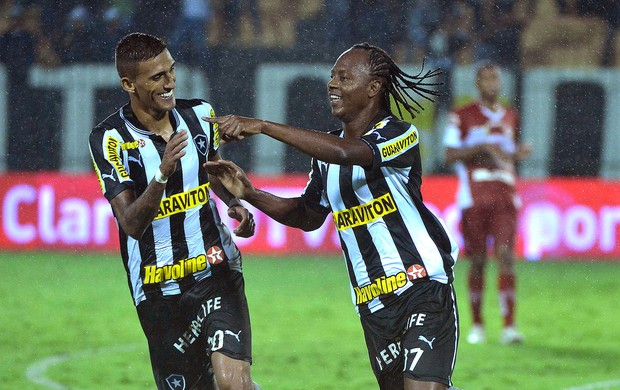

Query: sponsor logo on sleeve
left=105, top=136, right=129, bottom=179
left=380, top=128, right=419, bottom=161
left=120, top=138, right=145, bottom=150
left=332, top=193, right=397, bottom=231
left=211, top=107, right=220, bottom=149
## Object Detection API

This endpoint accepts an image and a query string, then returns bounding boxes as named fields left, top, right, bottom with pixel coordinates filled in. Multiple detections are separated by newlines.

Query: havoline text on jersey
left=301, top=111, right=459, bottom=316
left=88, top=99, right=241, bottom=306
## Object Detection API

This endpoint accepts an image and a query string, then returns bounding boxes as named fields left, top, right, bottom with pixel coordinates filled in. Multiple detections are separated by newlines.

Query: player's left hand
left=516, top=142, right=532, bottom=161
left=202, top=115, right=263, bottom=143
left=228, top=204, right=255, bottom=238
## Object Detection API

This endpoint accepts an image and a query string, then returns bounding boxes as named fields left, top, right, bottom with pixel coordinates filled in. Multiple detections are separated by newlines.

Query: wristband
left=228, top=198, right=242, bottom=208
left=154, top=168, right=168, bottom=184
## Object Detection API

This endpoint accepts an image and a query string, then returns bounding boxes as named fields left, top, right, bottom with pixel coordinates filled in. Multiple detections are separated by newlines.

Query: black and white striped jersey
left=302, top=111, right=459, bottom=316
left=89, top=99, right=241, bottom=306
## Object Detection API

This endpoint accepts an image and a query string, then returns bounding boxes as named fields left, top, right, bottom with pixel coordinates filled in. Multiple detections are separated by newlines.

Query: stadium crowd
left=2, top=0, right=620, bottom=71
left=0, top=0, right=617, bottom=172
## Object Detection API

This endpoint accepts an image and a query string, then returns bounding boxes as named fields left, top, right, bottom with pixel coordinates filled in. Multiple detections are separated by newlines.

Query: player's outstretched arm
left=204, top=160, right=328, bottom=231
left=202, top=115, right=373, bottom=167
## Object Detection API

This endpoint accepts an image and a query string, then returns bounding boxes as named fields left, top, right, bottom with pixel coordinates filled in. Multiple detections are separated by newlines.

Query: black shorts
left=360, top=280, right=459, bottom=389
left=136, top=269, right=252, bottom=390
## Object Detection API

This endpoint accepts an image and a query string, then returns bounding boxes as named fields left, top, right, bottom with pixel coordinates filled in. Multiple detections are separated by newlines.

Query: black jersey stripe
left=364, top=165, right=425, bottom=271
left=302, top=113, right=458, bottom=315
left=89, top=99, right=243, bottom=306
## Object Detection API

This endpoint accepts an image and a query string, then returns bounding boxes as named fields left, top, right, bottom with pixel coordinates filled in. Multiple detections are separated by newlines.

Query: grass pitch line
left=566, top=380, right=620, bottom=390
left=25, top=343, right=142, bottom=389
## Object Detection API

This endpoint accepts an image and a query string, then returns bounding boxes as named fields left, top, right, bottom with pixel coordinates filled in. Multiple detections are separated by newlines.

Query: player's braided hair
left=351, top=42, right=441, bottom=119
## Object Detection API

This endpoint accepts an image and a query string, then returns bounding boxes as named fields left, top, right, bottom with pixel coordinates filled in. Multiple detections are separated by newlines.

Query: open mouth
left=329, top=94, right=341, bottom=102
left=158, top=91, right=174, bottom=99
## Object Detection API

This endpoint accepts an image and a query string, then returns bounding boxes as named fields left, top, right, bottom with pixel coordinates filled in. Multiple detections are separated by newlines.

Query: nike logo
left=225, top=330, right=242, bottom=342
left=418, top=335, right=436, bottom=349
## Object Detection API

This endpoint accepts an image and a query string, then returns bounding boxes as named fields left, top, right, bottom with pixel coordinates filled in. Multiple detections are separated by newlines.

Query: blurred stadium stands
left=1, top=0, right=619, bottom=177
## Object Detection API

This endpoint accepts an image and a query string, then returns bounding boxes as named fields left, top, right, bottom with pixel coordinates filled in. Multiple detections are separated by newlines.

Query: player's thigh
left=461, top=206, right=489, bottom=255
left=199, top=270, right=253, bottom=364
left=360, top=313, right=405, bottom=390
left=137, top=296, right=213, bottom=390
left=401, top=283, right=459, bottom=387
left=490, top=195, right=518, bottom=250
left=360, top=282, right=459, bottom=389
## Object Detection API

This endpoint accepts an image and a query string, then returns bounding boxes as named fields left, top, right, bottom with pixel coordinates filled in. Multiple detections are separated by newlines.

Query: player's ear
left=120, top=77, right=136, bottom=94
left=367, top=78, right=382, bottom=98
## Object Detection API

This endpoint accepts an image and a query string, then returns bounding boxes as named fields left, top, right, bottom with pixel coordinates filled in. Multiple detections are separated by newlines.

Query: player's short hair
left=350, top=42, right=441, bottom=119
left=115, top=32, right=167, bottom=78
left=476, top=61, right=499, bottom=79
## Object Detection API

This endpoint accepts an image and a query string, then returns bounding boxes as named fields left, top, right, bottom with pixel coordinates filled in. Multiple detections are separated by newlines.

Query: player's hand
left=478, top=143, right=511, bottom=169
left=228, top=204, right=255, bottom=238
left=203, top=160, right=255, bottom=199
left=202, top=115, right=263, bottom=143
left=516, top=142, right=532, bottom=161
left=160, top=129, right=188, bottom=176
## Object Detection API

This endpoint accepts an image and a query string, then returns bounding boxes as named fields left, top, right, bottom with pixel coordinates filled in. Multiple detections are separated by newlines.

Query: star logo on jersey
left=207, top=246, right=225, bottom=265
left=407, top=264, right=427, bottom=281
left=193, top=134, right=208, bottom=156
left=165, top=374, right=186, bottom=389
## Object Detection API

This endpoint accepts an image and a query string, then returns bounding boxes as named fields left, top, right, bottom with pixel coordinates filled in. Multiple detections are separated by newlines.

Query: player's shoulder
left=175, top=98, right=215, bottom=118
left=504, top=104, right=518, bottom=116
left=91, top=107, right=124, bottom=137
left=176, top=98, right=213, bottom=111
left=369, top=115, right=414, bottom=136
left=454, top=101, right=480, bottom=115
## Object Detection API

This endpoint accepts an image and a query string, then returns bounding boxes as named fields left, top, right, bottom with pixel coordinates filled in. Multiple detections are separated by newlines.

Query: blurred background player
left=204, top=42, right=460, bottom=390
left=443, top=63, right=531, bottom=345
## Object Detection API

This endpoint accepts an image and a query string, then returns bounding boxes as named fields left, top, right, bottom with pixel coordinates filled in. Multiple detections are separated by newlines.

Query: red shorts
left=461, top=183, right=517, bottom=255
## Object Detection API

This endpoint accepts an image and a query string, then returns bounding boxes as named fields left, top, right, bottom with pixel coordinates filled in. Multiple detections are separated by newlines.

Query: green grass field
left=1, top=252, right=619, bottom=389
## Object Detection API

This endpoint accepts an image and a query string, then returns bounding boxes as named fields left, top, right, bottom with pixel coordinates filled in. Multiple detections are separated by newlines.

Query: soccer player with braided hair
left=204, top=43, right=460, bottom=389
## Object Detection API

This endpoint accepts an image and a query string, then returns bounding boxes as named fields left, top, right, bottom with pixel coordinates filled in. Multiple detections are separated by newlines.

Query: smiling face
left=122, top=49, right=176, bottom=118
left=327, top=48, right=378, bottom=123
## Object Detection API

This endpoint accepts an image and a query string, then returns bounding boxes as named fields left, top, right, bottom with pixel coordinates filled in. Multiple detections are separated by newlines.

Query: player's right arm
left=204, top=160, right=329, bottom=231
left=110, top=130, right=188, bottom=239
left=88, top=127, right=188, bottom=239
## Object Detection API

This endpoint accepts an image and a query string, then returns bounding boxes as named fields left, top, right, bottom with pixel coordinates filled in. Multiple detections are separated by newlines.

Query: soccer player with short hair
left=204, top=43, right=460, bottom=390
left=88, top=32, right=260, bottom=390
left=443, top=63, right=531, bottom=345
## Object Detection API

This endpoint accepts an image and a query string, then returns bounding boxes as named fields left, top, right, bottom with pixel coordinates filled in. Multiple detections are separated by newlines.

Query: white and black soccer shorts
left=360, top=280, right=459, bottom=389
left=136, top=268, right=252, bottom=390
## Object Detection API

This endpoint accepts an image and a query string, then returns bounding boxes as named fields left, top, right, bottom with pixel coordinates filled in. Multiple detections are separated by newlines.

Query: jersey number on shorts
left=403, top=347, right=424, bottom=371
left=208, top=330, right=224, bottom=351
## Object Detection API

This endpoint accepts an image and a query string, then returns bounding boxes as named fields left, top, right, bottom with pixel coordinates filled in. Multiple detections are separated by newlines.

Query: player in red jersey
left=443, top=63, right=530, bottom=345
